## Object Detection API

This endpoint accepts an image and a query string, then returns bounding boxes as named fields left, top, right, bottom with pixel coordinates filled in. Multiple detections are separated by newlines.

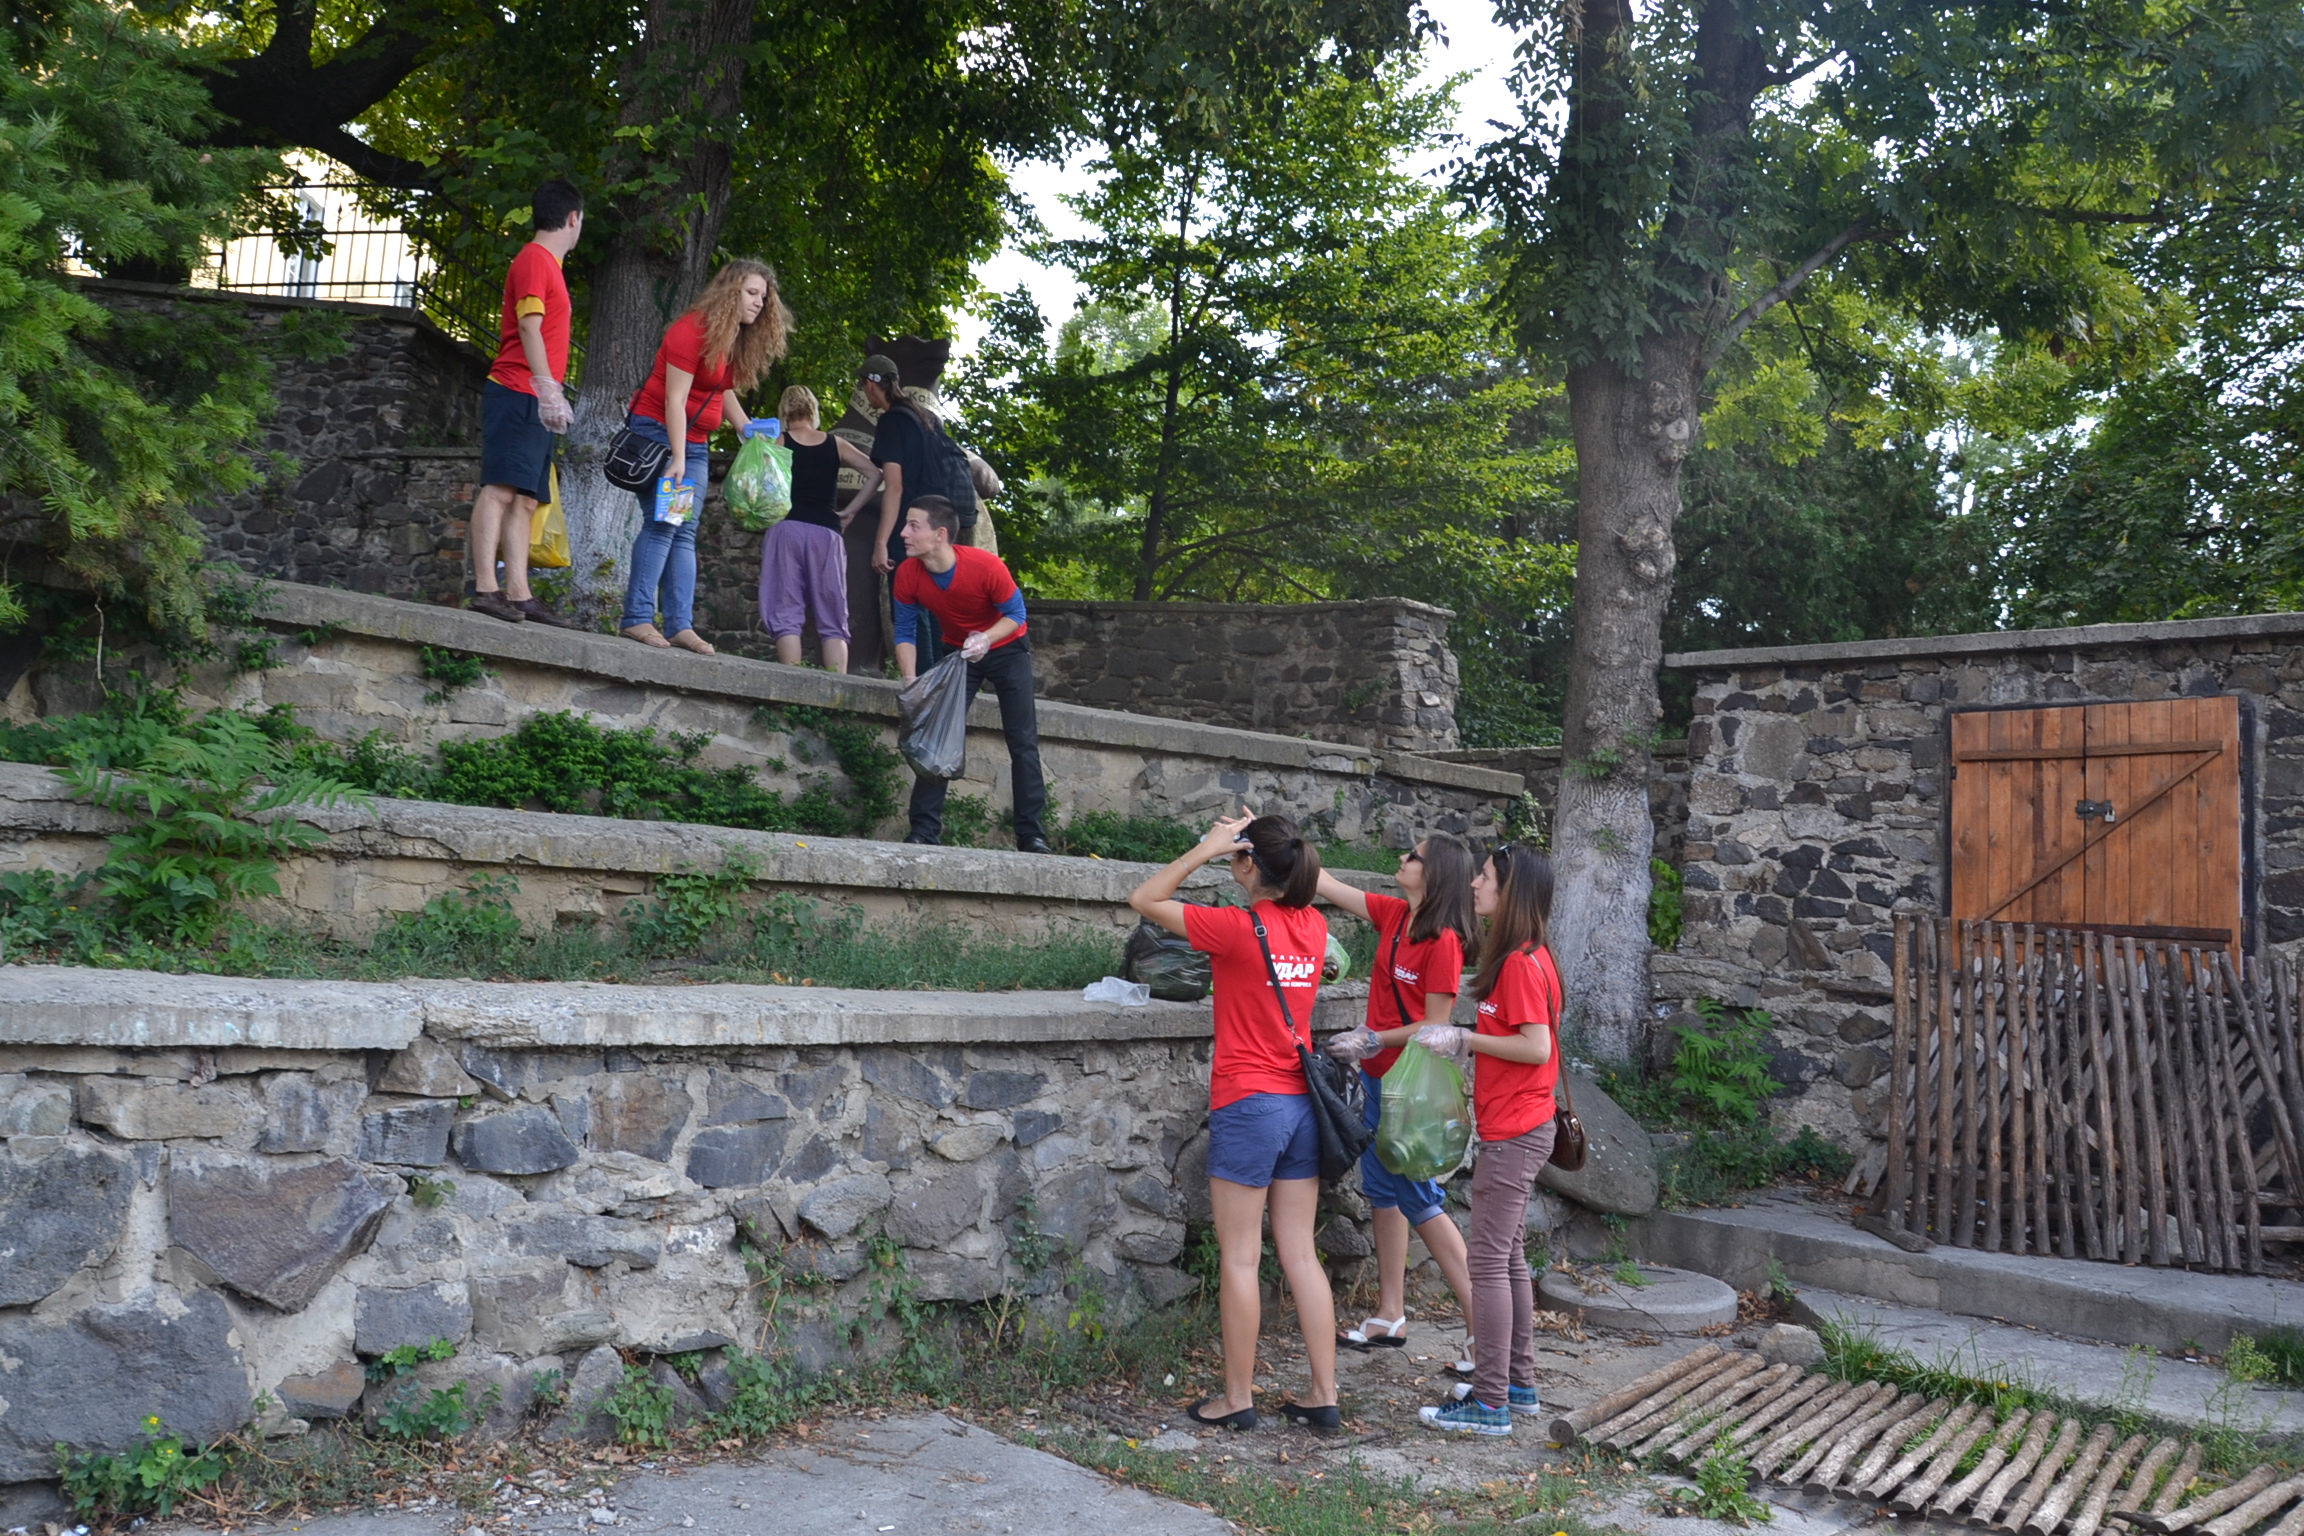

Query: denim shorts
left=1207, top=1091, right=1319, bottom=1187
left=1359, top=1069, right=1448, bottom=1224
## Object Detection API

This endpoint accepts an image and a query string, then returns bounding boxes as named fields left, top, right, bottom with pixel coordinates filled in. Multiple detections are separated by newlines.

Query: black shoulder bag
left=1251, top=911, right=1373, bottom=1182
left=603, top=385, right=724, bottom=492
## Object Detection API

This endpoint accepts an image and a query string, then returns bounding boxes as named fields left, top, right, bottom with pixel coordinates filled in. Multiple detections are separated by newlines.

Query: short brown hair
left=910, top=495, right=960, bottom=540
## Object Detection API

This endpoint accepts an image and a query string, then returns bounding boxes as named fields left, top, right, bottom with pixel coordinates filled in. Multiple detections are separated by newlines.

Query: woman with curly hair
left=619, top=259, right=791, bottom=654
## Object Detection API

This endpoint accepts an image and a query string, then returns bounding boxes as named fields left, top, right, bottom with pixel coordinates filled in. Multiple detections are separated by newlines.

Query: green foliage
left=1010, top=1194, right=1055, bottom=1276
left=939, top=793, right=998, bottom=849
left=59, top=705, right=370, bottom=943
left=419, top=711, right=813, bottom=830
left=55, top=1414, right=230, bottom=1520
left=710, top=1348, right=829, bottom=1440
left=1670, top=1001, right=1778, bottom=1125
left=769, top=708, right=905, bottom=835
left=1049, top=809, right=1198, bottom=864
left=1674, top=1436, right=1771, bottom=1526
left=364, top=1339, right=458, bottom=1383
left=418, top=648, right=489, bottom=705
left=374, top=1381, right=493, bottom=1441
left=370, top=876, right=525, bottom=973
left=627, top=854, right=758, bottom=955
left=407, top=1174, right=457, bottom=1210
left=2233, top=1327, right=2304, bottom=1387
left=601, top=1365, right=674, bottom=1449
left=1647, top=858, right=1683, bottom=950
left=1820, top=1319, right=2047, bottom=1419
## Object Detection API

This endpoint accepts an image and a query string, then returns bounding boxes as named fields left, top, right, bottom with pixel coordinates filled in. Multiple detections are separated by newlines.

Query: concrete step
left=1789, top=1285, right=2304, bottom=1434
left=1631, top=1190, right=2304, bottom=1356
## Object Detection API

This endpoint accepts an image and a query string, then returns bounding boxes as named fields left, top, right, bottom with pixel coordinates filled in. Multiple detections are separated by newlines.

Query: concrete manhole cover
left=1538, top=1264, right=1738, bottom=1333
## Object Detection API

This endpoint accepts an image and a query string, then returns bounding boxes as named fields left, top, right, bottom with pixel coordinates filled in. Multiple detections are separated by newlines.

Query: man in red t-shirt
left=468, top=179, right=583, bottom=628
left=891, top=495, right=1048, bottom=852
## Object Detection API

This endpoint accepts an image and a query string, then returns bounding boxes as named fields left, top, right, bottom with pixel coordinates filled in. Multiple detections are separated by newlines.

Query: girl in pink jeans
left=1412, top=841, right=1560, bottom=1436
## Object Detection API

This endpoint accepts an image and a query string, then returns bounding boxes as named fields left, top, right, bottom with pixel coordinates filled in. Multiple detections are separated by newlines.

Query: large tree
left=1464, top=0, right=2304, bottom=1060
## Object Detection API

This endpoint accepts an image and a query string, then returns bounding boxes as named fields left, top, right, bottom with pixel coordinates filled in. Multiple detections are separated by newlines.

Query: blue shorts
left=1207, top=1092, right=1319, bottom=1187
left=480, top=379, right=555, bottom=502
left=1360, top=1069, right=1448, bottom=1224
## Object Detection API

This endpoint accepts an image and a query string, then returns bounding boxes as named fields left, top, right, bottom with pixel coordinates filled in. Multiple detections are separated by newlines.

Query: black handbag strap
left=1249, top=909, right=1309, bottom=1052
left=1382, top=912, right=1418, bottom=1028
left=623, top=381, right=725, bottom=440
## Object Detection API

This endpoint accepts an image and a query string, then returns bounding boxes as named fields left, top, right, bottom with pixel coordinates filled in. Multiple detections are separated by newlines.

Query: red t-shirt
left=1184, top=901, right=1327, bottom=1111
left=891, top=546, right=1030, bottom=649
left=1360, top=891, right=1465, bottom=1078
left=1474, top=945, right=1562, bottom=1141
left=629, top=312, right=736, bottom=440
left=488, top=243, right=572, bottom=394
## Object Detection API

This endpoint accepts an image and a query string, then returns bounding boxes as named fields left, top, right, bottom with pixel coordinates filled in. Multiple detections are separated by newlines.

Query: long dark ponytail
left=1472, top=843, right=1554, bottom=1001
left=1240, top=814, right=1321, bottom=908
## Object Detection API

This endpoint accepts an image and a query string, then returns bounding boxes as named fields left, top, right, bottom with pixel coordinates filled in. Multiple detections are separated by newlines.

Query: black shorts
left=479, top=379, right=554, bottom=501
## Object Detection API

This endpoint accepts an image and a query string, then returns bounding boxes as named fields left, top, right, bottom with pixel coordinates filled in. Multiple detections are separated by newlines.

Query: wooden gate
left=1949, top=696, right=2242, bottom=946
left=1879, top=916, right=2304, bottom=1273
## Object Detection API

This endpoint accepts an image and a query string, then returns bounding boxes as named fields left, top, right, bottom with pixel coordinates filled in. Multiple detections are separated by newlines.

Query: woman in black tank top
left=760, top=386, right=880, bottom=673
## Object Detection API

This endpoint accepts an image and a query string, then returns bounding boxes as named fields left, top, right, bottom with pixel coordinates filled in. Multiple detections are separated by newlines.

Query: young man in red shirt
left=469, top=179, right=583, bottom=627
left=892, top=495, right=1050, bottom=852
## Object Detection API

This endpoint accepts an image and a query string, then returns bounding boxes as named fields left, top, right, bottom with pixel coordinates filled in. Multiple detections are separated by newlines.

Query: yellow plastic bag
left=529, top=462, right=571, bottom=568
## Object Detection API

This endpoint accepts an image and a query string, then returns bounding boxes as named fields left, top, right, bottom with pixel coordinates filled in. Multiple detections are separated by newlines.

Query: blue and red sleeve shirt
left=892, top=547, right=1030, bottom=650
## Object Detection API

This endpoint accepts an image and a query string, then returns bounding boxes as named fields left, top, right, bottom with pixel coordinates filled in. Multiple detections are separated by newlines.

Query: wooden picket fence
left=1880, top=916, right=2304, bottom=1272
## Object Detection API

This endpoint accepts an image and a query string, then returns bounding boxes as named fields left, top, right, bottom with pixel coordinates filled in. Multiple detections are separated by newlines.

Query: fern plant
left=63, top=709, right=371, bottom=942
left=1670, top=998, right=1778, bottom=1124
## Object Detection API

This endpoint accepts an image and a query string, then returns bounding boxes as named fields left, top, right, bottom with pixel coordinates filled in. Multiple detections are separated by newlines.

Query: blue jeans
left=1360, top=1068, right=1448, bottom=1225
left=619, top=413, right=705, bottom=634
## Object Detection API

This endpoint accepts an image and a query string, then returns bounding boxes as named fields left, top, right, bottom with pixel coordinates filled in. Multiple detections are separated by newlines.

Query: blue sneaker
left=1449, top=1382, right=1541, bottom=1415
left=1420, top=1398, right=1513, bottom=1436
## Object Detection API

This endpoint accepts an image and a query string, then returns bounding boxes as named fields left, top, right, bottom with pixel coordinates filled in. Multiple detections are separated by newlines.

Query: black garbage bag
left=897, top=652, right=970, bottom=780
left=1119, top=918, right=1211, bottom=1002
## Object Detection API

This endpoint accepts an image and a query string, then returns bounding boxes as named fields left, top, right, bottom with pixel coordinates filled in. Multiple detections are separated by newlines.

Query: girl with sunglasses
left=1317, top=834, right=1481, bottom=1367
left=1129, top=808, right=1340, bottom=1432
left=1410, top=842, right=1560, bottom=1436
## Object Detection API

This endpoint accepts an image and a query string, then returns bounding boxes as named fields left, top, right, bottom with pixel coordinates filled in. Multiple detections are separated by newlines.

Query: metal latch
left=2076, top=798, right=2117, bottom=824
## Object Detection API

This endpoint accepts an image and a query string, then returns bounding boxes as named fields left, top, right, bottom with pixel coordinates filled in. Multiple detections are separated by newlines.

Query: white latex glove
left=532, top=376, right=574, bottom=433
left=1414, top=1023, right=1471, bottom=1065
left=961, top=630, right=993, bottom=662
left=1324, top=1026, right=1382, bottom=1064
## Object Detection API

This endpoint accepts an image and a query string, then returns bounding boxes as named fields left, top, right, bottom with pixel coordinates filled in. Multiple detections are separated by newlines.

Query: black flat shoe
left=1280, top=1402, right=1342, bottom=1432
left=1187, top=1400, right=1259, bottom=1431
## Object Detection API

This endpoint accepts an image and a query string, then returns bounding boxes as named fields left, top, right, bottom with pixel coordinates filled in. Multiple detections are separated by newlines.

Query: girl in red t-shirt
left=1129, top=809, right=1340, bottom=1433
left=618, top=259, right=792, bottom=655
left=1410, top=842, right=1560, bottom=1437
left=1315, top=833, right=1480, bottom=1363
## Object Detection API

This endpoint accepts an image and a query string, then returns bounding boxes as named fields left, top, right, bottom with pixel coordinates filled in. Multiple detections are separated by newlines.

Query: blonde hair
left=687, top=259, right=790, bottom=391
left=779, top=385, right=820, bottom=426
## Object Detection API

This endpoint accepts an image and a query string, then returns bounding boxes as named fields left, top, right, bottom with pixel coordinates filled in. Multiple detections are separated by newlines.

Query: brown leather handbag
left=1541, top=955, right=1588, bottom=1170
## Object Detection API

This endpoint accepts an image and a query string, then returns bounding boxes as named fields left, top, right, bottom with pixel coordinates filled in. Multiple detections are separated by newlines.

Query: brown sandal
left=668, top=629, right=717, bottom=656
left=621, top=623, right=672, bottom=648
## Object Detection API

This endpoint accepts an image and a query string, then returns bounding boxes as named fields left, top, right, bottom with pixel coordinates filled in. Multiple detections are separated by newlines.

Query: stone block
left=170, top=1155, right=401, bottom=1310
left=704, top=1071, right=789, bottom=1125
left=686, top=1121, right=787, bottom=1188
left=355, top=1280, right=474, bottom=1354
left=259, top=1073, right=365, bottom=1153
left=929, top=1124, right=1004, bottom=1162
left=541, top=1310, right=620, bottom=1355
left=798, top=1172, right=894, bottom=1239
left=361, top=1100, right=453, bottom=1165
left=0, top=1139, right=135, bottom=1305
left=909, top=1252, right=1002, bottom=1302
left=375, top=1036, right=481, bottom=1098
left=1173, top=1131, right=1213, bottom=1224
left=1137, top=1265, right=1202, bottom=1308
left=0, top=1290, right=251, bottom=1481
left=1117, top=1173, right=1171, bottom=1216
left=274, top=1359, right=366, bottom=1420
left=1034, top=1165, right=1117, bottom=1250
left=0, top=1075, right=72, bottom=1137
left=860, top=1048, right=959, bottom=1107
left=1120, top=1228, right=1185, bottom=1264
left=886, top=1169, right=983, bottom=1248
left=542, top=1344, right=627, bottom=1441
left=471, top=1268, right=570, bottom=1354
left=454, top=1105, right=581, bottom=1174
left=1535, top=1071, right=1660, bottom=1217
left=587, top=1074, right=692, bottom=1161
left=1759, top=1322, right=1826, bottom=1368
left=960, top=1070, right=1046, bottom=1110
left=508, top=1210, right=663, bottom=1269
left=78, top=1078, right=259, bottom=1141
left=1315, top=1215, right=1370, bottom=1260
left=1013, top=1109, right=1064, bottom=1147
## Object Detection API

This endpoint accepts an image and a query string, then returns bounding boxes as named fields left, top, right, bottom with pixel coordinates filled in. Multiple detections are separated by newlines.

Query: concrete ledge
left=1632, top=1193, right=2304, bottom=1354
left=0, top=965, right=1369, bottom=1049
left=254, top=582, right=1521, bottom=797
left=1665, top=609, right=2304, bottom=671
left=0, top=968, right=423, bottom=1050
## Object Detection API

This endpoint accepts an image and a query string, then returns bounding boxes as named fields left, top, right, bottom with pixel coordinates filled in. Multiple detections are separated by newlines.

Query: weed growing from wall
left=56, top=1415, right=229, bottom=1519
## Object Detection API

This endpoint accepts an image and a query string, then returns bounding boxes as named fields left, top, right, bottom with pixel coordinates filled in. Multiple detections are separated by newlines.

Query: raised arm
left=1314, top=870, right=1372, bottom=924
left=1128, top=809, right=1251, bottom=938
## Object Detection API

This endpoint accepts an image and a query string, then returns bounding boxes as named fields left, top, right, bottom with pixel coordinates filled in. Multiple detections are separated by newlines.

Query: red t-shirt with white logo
left=488, top=242, right=571, bottom=394
left=1184, top=901, right=1327, bottom=1111
left=1360, top=891, right=1465, bottom=1079
left=1474, top=945, right=1562, bottom=1141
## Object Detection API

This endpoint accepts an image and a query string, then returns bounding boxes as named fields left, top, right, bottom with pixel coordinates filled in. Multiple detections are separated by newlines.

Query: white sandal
left=1339, top=1313, right=1409, bottom=1351
left=1448, top=1337, right=1476, bottom=1377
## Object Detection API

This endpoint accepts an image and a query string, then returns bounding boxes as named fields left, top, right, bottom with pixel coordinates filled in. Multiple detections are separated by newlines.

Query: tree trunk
left=562, top=0, right=756, bottom=627
left=1549, top=339, right=1702, bottom=1063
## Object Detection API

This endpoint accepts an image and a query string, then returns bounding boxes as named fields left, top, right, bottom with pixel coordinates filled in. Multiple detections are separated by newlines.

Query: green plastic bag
left=1377, top=1041, right=1472, bottom=1181
left=726, top=436, right=792, bottom=531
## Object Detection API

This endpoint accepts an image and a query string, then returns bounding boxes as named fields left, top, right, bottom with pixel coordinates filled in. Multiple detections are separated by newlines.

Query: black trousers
left=908, top=638, right=1046, bottom=846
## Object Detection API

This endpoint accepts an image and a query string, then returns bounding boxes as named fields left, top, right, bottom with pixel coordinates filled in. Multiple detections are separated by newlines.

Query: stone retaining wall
left=1656, top=611, right=2304, bottom=1154
left=1437, top=743, right=1693, bottom=868
left=0, top=970, right=1367, bottom=1494
left=84, top=283, right=489, bottom=608
left=7, top=583, right=1522, bottom=855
